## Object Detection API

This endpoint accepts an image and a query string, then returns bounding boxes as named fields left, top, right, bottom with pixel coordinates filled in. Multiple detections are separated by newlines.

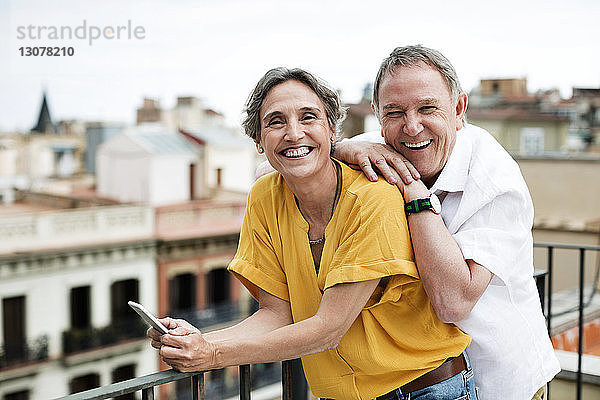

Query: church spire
left=31, top=92, right=57, bottom=134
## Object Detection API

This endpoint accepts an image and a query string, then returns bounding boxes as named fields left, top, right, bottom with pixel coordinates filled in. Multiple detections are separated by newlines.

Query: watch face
left=430, top=193, right=441, bottom=214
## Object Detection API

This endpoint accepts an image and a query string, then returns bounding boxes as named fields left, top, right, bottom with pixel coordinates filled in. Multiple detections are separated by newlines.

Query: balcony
left=534, top=242, right=600, bottom=400
left=0, top=204, right=154, bottom=254
left=57, top=242, right=600, bottom=400
left=62, top=320, right=147, bottom=355
left=0, top=334, right=48, bottom=370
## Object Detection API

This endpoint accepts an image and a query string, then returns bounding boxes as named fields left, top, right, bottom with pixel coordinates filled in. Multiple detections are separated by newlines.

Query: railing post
left=282, top=360, right=293, bottom=400
left=577, top=248, right=585, bottom=400
left=192, top=373, right=204, bottom=400
left=142, top=387, right=154, bottom=400
left=533, top=269, right=547, bottom=311
left=240, top=364, right=251, bottom=400
left=283, top=359, right=309, bottom=400
left=547, top=246, right=553, bottom=333
left=546, top=246, right=553, bottom=400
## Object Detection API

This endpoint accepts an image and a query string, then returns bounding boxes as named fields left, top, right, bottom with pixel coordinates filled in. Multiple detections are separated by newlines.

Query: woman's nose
left=285, top=120, right=305, bottom=140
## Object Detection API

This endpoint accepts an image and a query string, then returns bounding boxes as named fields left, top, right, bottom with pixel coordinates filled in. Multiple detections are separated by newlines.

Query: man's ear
left=455, top=93, right=468, bottom=131
left=371, top=102, right=385, bottom=138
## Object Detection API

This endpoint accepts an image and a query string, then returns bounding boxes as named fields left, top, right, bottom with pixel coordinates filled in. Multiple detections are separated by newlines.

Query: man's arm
left=402, top=180, right=492, bottom=323
left=334, top=141, right=491, bottom=323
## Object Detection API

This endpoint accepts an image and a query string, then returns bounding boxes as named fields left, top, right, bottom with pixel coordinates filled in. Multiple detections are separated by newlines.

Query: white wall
left=0, top=148, right=18, bottom=177
left=206, top=145, right=254, bottom=193
left=149, top=155, right=195, bottom=205
left=97, top=134, right=151, bottom=203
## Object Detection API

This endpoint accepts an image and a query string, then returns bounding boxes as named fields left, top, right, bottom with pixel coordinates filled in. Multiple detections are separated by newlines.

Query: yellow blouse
left=228, top=161, right=470, bottom=400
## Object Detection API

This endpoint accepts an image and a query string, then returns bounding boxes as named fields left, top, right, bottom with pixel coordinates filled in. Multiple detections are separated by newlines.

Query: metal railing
left=62, top=320, right=147, bottom=354
left=55, top=361, right=296, bottom=400
left=534, top=242, right=600, bottom=400
left=0, top=334, right=48, bottom=370
left=56, top=242, right=600, bottom=400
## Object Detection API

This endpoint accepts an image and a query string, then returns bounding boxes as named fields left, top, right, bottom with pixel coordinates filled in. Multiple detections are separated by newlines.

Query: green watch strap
left=405, top=198, right=433, bottom=214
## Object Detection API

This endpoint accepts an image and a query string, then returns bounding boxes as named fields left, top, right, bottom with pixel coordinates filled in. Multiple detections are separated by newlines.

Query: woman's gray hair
left=372, top=45, right=465, bottom=111
left=242, top=67, right=346, bottom=144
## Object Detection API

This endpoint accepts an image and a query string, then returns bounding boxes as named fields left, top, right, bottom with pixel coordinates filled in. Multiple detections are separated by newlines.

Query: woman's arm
left=147, top=288, right=292, bottom=348
left=157, top=278, right=380, bottom=372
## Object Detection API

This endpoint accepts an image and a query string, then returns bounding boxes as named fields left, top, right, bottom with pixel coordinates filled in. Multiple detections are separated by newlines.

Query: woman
left=148, top=68, right=477, bottom=399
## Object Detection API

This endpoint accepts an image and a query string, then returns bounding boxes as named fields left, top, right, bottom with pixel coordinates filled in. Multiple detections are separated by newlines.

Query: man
left=334, top=45, right=559, bottom=399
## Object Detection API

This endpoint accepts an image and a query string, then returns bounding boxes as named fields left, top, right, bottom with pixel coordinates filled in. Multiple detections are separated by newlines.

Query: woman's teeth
left=403, top=139, right=432, bottom=150
left=283, top=147, right=311, bottom=158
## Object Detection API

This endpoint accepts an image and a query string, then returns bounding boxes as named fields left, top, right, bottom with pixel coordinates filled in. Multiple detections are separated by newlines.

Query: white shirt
left=351, top=124, right=560, bottom=400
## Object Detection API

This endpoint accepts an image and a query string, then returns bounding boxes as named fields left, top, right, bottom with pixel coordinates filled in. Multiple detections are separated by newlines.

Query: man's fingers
left=404, top=161, right=421, bottom=181
left=385, top=155, right=420, bottom=185
left=372, top=157, right=399, bottom=184
left=358, top=158, right=378, bottom=181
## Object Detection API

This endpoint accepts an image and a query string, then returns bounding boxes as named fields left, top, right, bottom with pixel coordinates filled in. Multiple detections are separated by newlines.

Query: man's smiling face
left=376, top=62, right=466, bottom=187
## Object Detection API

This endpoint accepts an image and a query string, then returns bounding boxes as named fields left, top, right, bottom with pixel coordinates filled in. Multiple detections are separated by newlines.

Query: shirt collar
left=429, top=124, right=472, bottom=194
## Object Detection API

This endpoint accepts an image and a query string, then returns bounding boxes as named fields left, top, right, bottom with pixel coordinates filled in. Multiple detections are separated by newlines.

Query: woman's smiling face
left=258, top=80, right=335, bottom=180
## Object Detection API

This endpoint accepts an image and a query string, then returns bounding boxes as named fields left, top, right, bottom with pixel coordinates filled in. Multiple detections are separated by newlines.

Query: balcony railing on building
left=62, top=321, right=147, bottom=354
left=0, top=335, right=48, bottom=370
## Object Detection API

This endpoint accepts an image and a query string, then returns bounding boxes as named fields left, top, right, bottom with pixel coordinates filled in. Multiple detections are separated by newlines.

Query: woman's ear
left=255, top=142, right=264, bottom=154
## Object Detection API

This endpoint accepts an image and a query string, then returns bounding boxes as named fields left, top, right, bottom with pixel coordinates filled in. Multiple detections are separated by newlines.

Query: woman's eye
left=302, top=113, right=317, bottom=121
left=267, top=119, right=283, bottom=127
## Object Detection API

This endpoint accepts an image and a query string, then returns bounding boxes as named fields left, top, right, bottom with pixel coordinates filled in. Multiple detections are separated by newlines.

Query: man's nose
left=403, top=114, right=423, bottom=136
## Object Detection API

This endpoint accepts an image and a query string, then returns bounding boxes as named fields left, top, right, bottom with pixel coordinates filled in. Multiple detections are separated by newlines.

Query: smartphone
left=128, top=301, right=169, bottom=335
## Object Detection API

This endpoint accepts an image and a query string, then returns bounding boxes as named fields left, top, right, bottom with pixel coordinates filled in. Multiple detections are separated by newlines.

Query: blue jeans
left=386, top=352, right=478, bottom=400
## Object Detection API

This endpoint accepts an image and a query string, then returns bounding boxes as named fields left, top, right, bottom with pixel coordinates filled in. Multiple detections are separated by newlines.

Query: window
left=3, top=390, right=29, bottom=400
left=2, top=296, right=26, bottom=363
left=110, top=279, right=139, bottom=325
left=492, top=82, right=500, bottom=94
left=189, top=163, right=196, bottom=200
left=169, top=273, right=196, bottom=313
left=70, top=286, right=91, bottom=329
left=216, top=168, right=223, bottom=187
left=520, top=127, right=545, bottom=155
left=206, top=268, right=230, bottom=306
left=69, top=373, right=100, bottom=394
left=112, top=364, right=136, bottom=400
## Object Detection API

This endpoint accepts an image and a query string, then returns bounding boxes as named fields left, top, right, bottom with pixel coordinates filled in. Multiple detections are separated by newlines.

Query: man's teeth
left=283, top=147, right=310, bottom=158
left=404, top=139, right=432, bottom=149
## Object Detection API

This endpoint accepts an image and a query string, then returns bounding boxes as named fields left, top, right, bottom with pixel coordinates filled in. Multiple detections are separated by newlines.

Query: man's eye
left=385, top=111, right=403, bottom=118
left=421, top=106, right=436, bottom=113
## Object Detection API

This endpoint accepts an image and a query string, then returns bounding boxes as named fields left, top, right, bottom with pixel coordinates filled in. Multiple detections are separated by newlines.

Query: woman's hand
left=147, top=317, right=179, bottom=349
left=153, top=318, right=217, bottom=372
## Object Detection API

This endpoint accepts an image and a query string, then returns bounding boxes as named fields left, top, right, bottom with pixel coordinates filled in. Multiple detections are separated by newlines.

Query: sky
left=1, top=0, right=599, bottom=132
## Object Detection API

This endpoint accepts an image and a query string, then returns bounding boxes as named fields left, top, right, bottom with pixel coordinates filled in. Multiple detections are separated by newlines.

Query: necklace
left=308, top=161, right=342, bottom=246
left=308, top=236, right=325, bottom=245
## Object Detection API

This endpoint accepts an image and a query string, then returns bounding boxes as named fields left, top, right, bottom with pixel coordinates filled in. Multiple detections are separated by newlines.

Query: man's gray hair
left=372, top=45, right=465, bottom=111
left=242, top=67, right=346, bottom=143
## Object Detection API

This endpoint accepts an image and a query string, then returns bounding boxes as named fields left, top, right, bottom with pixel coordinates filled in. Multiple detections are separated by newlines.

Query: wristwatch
left=404, top=193, right=441, bottom=215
